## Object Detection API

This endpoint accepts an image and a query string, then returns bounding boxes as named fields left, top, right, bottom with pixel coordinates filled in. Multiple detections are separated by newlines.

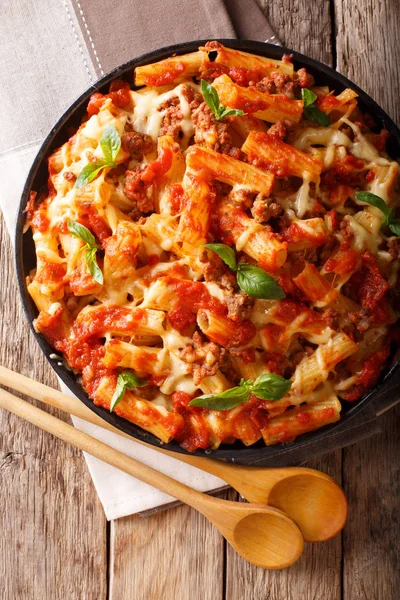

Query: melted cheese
left=294, top=127, right=352, bottom=151
left=130, top=83, right=197, bottom=144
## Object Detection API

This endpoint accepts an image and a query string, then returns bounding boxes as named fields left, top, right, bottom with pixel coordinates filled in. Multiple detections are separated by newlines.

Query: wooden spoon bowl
left=225, top=504, right=304, bottom=569
left=266, top=472, right=348, bottom=542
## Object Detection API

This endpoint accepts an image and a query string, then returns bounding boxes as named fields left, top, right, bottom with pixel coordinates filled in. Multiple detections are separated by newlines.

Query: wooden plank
left=225, top=452, right=342, bottom=600
left=225, top=4, right=341, bottom=599
left=335, top=0, right=400, bottom=125
left=110, top=493, right=226, bottom=600
left=335, top=3, right=400, bottom=598
left=0, top=215, right=107, bottom=600
left=258, top=0, right=333, bottom=65
left=341, top=407, right=400, bottom=600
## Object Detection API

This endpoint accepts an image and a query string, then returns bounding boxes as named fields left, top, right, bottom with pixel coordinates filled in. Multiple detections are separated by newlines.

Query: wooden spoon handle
left=0, top=386, right=209, bottom=514
left=0, top=364, right=231, bottom=477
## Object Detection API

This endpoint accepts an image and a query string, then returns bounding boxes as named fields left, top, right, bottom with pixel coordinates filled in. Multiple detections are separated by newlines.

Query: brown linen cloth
left=70, top=0, right=279, bottom=77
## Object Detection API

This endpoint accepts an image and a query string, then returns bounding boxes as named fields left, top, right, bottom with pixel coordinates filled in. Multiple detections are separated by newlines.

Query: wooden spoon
left=0, top=365, right=347, bottom=541
left=0, top=386, right=304, bottom=569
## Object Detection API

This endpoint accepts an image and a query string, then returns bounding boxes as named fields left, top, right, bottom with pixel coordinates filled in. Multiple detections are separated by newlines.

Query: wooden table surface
left=1, top=1, right=399, bottom=598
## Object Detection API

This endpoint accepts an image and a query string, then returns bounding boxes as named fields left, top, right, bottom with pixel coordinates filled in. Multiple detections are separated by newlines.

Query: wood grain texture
left=0, top=215, right=107, bottom=600
left=258, top=0, right=332, bottom=64
left=225, top=453, right=342, bottom=600
left=334, top=0, right=400, bottom=125
left=110, top=492, right=226, bottom=600
left=342, top=406, right=400, bottom=600
left=334, top=4, right=400, bottom=598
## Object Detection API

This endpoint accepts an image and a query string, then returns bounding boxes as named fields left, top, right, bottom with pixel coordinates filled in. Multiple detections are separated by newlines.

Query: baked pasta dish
left=26, top=42, right=400, bottom=452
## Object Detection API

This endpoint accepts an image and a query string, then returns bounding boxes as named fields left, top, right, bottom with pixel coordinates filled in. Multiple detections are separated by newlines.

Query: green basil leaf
left=67, top=219, right=97, bottom=247
left=389, top=220, right=400, bottom=237
left=110, top=370, right=148, bottom=412
left=301, top=88, right=317, bottom=108
left=236, top=264, right=285, bottom=299
left=251, top=373, right=292, bottom=401
left=355, top=191, right=390, bottom=223
left=304, top=105, right=330, bottom=127
left=204, top=243, right=237, bottom=271
left=110, top=376, right=126, bottom=412
left=86, top=248, right=104, bottom=285
left=201, top=79, right=221, bottom=115
left=201, top=79, right=244, bottom=121
left=74, top=161, right=107, bottom=188
left=218, top=107, right=245, bottom=119
left=119, top=370, right=148, bottom=389
left=100, top=125, right=121, bottom=164
left=189, top=385, right=250, bottom=411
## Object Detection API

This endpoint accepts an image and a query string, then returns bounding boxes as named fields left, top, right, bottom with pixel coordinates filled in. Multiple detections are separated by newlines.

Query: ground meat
left=225, top=291, right=254, bottom=322
left=339, top=124, right=355, bottom=142
left=181, top=85, right=203, bottom=111
left=251, top=195, right=283, bottom=223
left=192, top=102, right=232, bottom=150
left=179, top=332, right=226, bottom=386
left=295, top=68, right=315, bottom=89
left=340, top=216, right=355, bottom=242
left=219, top=354, right=242, bottom=385
left=202, top=261, right=236, bottom=291
left=388, top=238, right=400, bottom=260
left=348, top=308, right=373, bottom=333
left=290, top=247, right=319, bottom=263
left=230, top=188, right=257, bottom=209
left=221, top=146, right=247, bottom=161
left=121, top=131, right=153, bottom=159
left=267, top=120, right=287, bottom=139
left=123, top=169, right=154, bottom=213
left=290, top=345, right=314, bottom=370
left=255, top=73, right=295, bottom=98
left=63, top=171, right=76, bottom=182
left=321, top=308, right=339, bottom=330
left=159, top=97, right=184, bottom=142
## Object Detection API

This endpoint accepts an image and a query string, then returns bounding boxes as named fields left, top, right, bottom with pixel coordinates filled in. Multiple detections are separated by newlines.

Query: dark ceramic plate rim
left=15, top=39, right=400, bottom=461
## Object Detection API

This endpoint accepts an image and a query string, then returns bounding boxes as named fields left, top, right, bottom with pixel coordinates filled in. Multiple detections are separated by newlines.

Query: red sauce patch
left=324, top=243, right=360, bottom=276
left=169, top=183, right=184, bottom=215
left=87, top=92, right=106, bottom=117
left=347, top=251, right=390, bottom=311
left=143, top=62, right=186, bottom=87
left=31, top=211, right=50, bottom=233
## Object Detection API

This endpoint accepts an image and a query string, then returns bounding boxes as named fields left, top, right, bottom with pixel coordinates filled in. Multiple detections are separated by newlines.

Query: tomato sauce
left=343, top=345, right=390, bottom=402
left=141, top=147, right=173, bottom=184
left=31, top=211, right=50, bottom=233
left=280, top=222, right=328, bottom=247
left=348, top=252, right=390, bottom=311
left=74, top=306, right=148, bottom=341
left=108, top=80, right=132, bottom=111
left=87, top=81, right=132, bottom=117
left=36, top=262, right=66, bottom=284
left=143, top=62, right=186, bottom=86
left=321, top=156, right=364, bottom=188
left=168, top=183, right=184, bottom=215
left=168, top=279, right=225, bottom=329
left=79, top=205, right=111, bottom=244
left=324, top=243, right=360, bottom=276
left=201, top=62, right=263, bottom=86
left=87, top=92, right=106, bottom=117
left=172, top=391, right=210, bottom=452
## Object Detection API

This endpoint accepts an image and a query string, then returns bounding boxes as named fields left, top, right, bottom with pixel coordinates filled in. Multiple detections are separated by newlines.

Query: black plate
left=15, top=39, right=400, bottom=462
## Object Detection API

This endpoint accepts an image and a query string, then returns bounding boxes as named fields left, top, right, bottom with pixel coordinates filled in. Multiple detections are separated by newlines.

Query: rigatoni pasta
left=26, top=42, right=400, bottom=452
